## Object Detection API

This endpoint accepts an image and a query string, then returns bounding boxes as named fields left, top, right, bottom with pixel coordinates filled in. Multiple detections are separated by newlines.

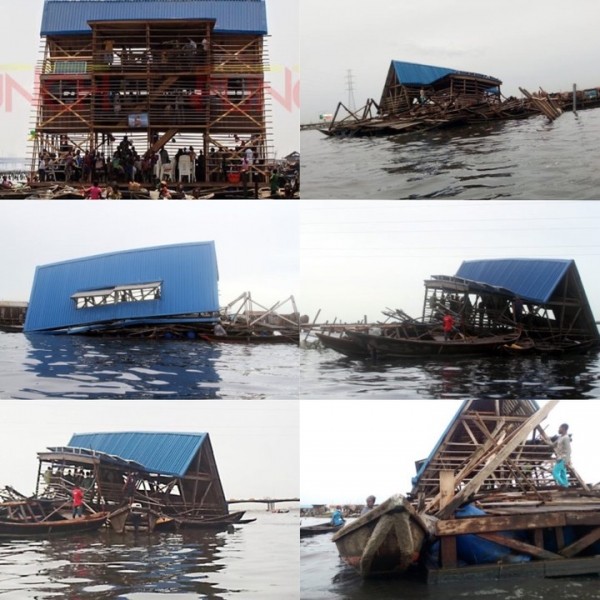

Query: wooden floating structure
left=0, top=489, right=109, bottom=538
left=21, top=242, right=301, bottom=342
left=29, top=0, right=275, bottom=192
left=333, top=400, right=600, bottom=582
left=311, top=258, right=600, bottom=358
left=0, top=301, right=27, bottom=333
left=33, top=430, right=251, bottom=533
left=321, top=60, right=597, bottom=138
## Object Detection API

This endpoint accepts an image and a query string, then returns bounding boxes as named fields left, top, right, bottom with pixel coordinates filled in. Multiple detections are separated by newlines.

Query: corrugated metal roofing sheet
left=391, top=60, right=501, bottom=87
left=41, top=0, right=268, bottom=36
left=456, top=258, right=573, bottom=304
left=67, top=431, right=208, bottom=477
left=24, top=241, right=219, bottom=332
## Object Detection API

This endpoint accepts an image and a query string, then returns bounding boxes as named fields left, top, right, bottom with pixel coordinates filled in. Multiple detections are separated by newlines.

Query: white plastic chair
left=178, top=155, right=194, bottom=182
left=159, top=159, right=175, bottom=182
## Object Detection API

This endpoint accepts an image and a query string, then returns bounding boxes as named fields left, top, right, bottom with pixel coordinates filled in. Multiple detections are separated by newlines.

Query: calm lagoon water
left=0, top=332, right=299, bottom=400
left=0, top=510, right=299, bottom=600
left=3, top=332, right=600, bottom=399
left=300, top=345, right=600, bottom=399
left=302, top=108, right=600, bottom=199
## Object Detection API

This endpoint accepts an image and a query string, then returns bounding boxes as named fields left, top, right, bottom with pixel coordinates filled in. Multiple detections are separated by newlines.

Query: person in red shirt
left=84, top=181, right=103, bottom=199
left=443, top=313, right=455, bottom=341
left=72, top=485, right=84, bottom=518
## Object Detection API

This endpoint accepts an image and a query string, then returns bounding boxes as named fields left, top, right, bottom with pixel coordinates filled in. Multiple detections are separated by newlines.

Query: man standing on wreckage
left=552, top=423, right=572, bottom=488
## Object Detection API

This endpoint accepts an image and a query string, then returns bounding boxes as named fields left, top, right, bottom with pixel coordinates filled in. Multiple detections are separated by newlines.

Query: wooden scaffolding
left=31, top=16, right=271, bottom=183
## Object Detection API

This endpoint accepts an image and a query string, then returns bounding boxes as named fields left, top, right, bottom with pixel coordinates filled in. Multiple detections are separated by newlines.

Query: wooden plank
left=435, top=401, right=559, bottom=519
left=436, top=512, right=567, bottom=536
left=560, top=526, right=600, bottom=558
left=555, top=526, right=565, bottom=550
left=440, top=536, right=457, bottom=569
left=478, top=532, right=562, bottom=560
left=427, top=556, right=600, bottom=584
left=439, top=471, right=454, bottom=510
left=566, top=512, right=600, bottom=526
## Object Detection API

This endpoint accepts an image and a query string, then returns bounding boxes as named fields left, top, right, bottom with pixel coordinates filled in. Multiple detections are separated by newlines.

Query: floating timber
left=320, top=60, right=587, bottom=138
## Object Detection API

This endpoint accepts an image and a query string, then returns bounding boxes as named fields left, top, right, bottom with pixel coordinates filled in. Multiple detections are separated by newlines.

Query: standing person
left=552, top=423, right=571, bottom=488
left=72, top=484, right=84, bottom=518
left=361, top=495, right=376, bottom=515
left=122, top=472, right=136, bottom=505
left=38, top=154, right=46, bottom=182
left=443, top=313, right=455, bottom=340
left=513, top=296, right=524, bottom=327
left=270, top=168, right=279, bottom=198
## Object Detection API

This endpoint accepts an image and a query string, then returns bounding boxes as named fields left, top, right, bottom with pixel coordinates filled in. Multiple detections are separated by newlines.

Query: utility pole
left=346, top=69, right=356, bottom=112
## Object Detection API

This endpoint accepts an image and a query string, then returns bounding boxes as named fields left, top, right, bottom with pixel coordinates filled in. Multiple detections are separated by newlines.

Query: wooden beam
left=560, top=527, right=600, bottom=558
left=439, top=470, right=455, bottom=510
left=436, top=512, right=569, bottom=536
left=435, top=401, right=559, bottom=519
left=440, top=536, right=457, bottom=569
left=478, top=532, right=562, bottom=560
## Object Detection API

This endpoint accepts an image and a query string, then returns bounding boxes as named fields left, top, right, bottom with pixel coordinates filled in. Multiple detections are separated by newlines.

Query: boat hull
left=300, top=522, right=344, bottom=537
left=0, top=511, right=108, bottom=538
left=154, top=510, right=255, bottom=531
left=332, top=495, right=430, bottom=577
left=315, top=332, right=370, bottom=358
left=346, top=331, right=520, bottom=358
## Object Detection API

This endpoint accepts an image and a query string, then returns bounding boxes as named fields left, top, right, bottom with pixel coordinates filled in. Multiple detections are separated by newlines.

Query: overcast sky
left=0, top=201, right=299, bottom=311
left=1, top=0, right=298, bottom=160
left=300, top=200, right=600, bottom=324
left=300, top=399, right=599, bottom=505
left=301, top=0, right=600, bottom=123
left=0, top=399, right=298, bottom=500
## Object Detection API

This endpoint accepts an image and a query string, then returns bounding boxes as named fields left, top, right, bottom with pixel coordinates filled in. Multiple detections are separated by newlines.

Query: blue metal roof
left=41, top=0, right=268, bottom=36
left=67, top=431, right=208, bottom=477
left=24, top=241, right=219, bottom=333
left=391, top=60, right=501, bottom=87
left=455, top=258, right=573, bottom=304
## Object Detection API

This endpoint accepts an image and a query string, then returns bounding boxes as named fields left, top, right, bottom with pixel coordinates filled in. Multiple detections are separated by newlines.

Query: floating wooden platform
left=426, top=555, right=600, bottom=584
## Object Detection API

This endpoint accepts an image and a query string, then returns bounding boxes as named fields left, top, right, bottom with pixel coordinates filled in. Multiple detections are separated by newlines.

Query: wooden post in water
left=573, top=83, right=577, bottom=114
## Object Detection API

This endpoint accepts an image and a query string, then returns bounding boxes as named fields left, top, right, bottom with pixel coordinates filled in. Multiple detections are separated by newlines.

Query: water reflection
left=22, top=334, right=222, bottom=399
left=0, top=512, right=298, bottom=600
left=300, top=348, right=600, bottom=399
left=0, top=530, right=230, bottom=599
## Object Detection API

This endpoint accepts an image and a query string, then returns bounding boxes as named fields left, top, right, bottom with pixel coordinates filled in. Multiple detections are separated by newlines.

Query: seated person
left=330, top=506, right=345, bottom=527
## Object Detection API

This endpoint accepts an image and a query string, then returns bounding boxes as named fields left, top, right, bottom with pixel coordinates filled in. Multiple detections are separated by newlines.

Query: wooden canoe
left=315, top=332, right=370, bottom=358
left=0, top=511, right=108, bottom=538
left=345, top=330, right=521, bottom=358
left=332, top=494, right=431, bottom=577
left=300, top=521, right=345, bottom=537
left=155, top=510, right=256, bottom=531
